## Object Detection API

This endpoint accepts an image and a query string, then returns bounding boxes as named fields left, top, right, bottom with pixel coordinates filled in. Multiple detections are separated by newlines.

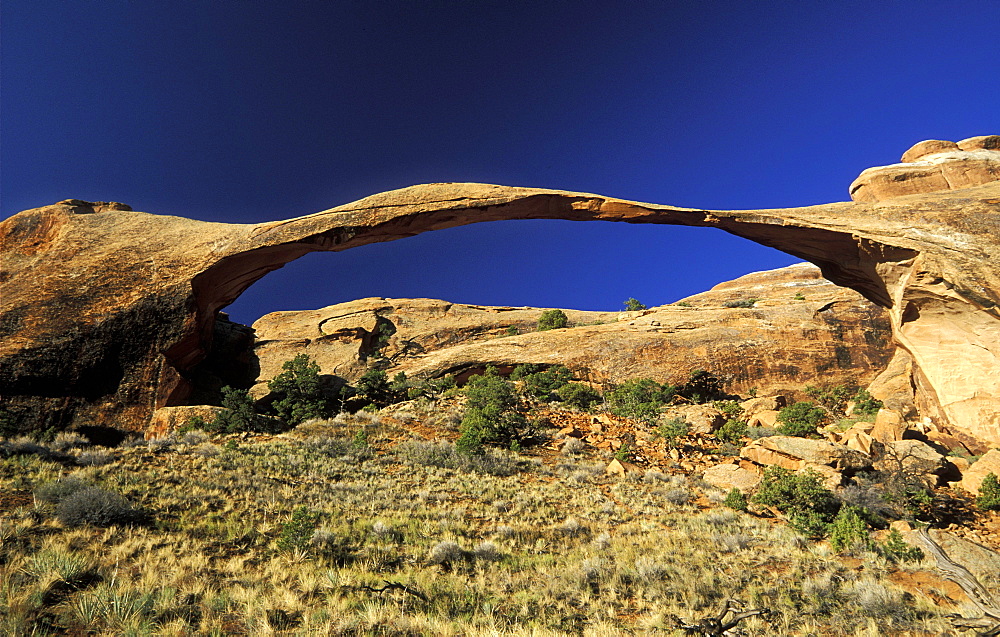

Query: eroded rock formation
left=252, top=264, right=894, bottom=402
left=1, top=138, right=998, bottom=441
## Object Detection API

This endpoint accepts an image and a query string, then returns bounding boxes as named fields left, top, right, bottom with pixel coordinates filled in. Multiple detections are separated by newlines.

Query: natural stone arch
left=1, top=139, right=998, bottom=441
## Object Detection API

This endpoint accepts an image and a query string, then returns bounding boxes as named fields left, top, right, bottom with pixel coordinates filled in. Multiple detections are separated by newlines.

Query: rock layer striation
left=1, top=139, right=998, bottom=442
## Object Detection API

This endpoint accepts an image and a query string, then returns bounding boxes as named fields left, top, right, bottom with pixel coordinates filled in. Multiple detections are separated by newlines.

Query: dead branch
left=351, top=580, right=428, bottom=603
left=674, top=598, right=770, bottom=635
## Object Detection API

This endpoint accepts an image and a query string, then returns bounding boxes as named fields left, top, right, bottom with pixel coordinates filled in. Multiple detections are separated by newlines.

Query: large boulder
left=741, top=435, right=871, bottom=473
left=702, top=462, right=762, bottom=493
left=1, top=138, right=998, bottom=446
left=873, top=439, right=947, bottom=487
left=959, top=449, right=1000, bottom=495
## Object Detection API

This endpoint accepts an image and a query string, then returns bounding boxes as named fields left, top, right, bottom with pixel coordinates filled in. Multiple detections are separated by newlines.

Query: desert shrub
left=75, top=450, right=115, bottom=466
left=623, top=298, right=647, bottom=311
left=34, top=477, right=92, bottom=505
left=355, top=369, right=409, bottom=408
left=806, top=385, right=883, bottom=419
left=978, top=473, right=1000, bottom=511
left=268, top=354, right=332, bottom=425
left=55, top=487, right=146, bottom=527
left=829, top=505, right=873, bottom=552
left=277, top=506, right=321, bottom=553
left=723, top=488, right=748, bottom=512
left=805, top=384, right=855, bottom=413
left=723, top=298, right=758, bottom=308
left=752, top=466, right=839, bottom=538
left=396, top=439, right=520, bottom=476
left=537, top=309, right=568, bottom=331
left=428, top=541, right=465, bottom=566
left=716, top=418, right=747, bottom=444
left=456, top=368, right=532, bottom=454
left=606, top=378, right=676, bottom=423
left=775, top=401, right=826, bottom=437
left=513, top=364, right=573, bottom=401
left=50, top=431, right=90, bottom=453
left=657, top=418, right=689, bottom=447
left=851, top=388, right=883, bottom=419
left=878, top=529, right=924, bottom=563
left=558, top=383, right=601, bottom=410
left=407, top=374, right=457, bottom=401
left=676, top=370, right=727, bottom=403
left=210, top=386, right=276, bottom=433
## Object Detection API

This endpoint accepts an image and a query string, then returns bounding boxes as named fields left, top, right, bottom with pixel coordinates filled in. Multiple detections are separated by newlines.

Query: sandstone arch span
left=1, top=139, right=998, bottom=441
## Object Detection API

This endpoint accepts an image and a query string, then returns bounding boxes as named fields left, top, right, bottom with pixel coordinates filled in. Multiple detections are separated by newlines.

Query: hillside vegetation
left=2, top=362, right=990, bottom=636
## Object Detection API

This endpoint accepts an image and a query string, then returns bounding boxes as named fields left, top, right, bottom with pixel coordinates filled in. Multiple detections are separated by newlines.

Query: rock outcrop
left=251, top=263, right=893, bottom=401
left=1, top=138, right=998, bottom=442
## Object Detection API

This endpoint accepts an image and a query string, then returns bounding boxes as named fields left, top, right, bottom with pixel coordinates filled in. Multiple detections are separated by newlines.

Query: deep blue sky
left=3, top=1, right=997, bottom=324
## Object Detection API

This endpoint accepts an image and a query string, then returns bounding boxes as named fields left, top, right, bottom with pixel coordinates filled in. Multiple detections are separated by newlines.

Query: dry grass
left=0, top=410, right=961, bottom=635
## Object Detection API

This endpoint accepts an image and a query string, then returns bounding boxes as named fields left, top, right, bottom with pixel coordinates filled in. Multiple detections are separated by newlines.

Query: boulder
left=148, top=405, right=227, bottom=439
left=900, top=139, right=960, bottom=163
left=740, top=395, right=786, bottom=415
left=741, top=435, right=871, bottom=473
left=959, top=450, right=1000, bottom=495
left=2, top=138, right=999, bottom=450
left=747, top=411, right=780, bottom=428
left=662, top=404, right=725, bottom=435
left=702, top=462, right=761, bottom=493
left=844, top=430, right=876, bottom=454
left=869, top=409, right=907, bottom=443
left=874, top=439, right=947, bottom=487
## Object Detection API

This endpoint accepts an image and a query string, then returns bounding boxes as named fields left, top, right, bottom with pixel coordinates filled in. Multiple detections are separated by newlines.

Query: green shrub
left=724, top=488, right=748, bottom=512
left=268, top=354, right=331, bottom=425
left=775, top=401, right=826, bottom=437
left=879, top=529, right=924, bottom=563
left=623, top=298, right=647, bottom=311
left=606, top=378, right=675, bottom=423
left=355, top=369, right=393, bottom=407
left=34, top=477, right=91, bottom=505
left=851, top=389, right=883, bottom=419
left=513, top=364, right=573, bottom=401
left=677, top=370, right=727, bottom=404
left=558, top=383, right=601, bottom=410
left=716, top=418, right=747, bottom=444
left=456, top=368, right=532, bottom=454
left=211, top=386, right=276, bottom=433
left=752, top=467, right=839, bottom=538
left=537, top=309, right=568, bottom=331
left=829, top=505, right=873, bottom=552
left=656, top=418, right=688, bottom=447
left=978, top=473, right=1000, bottom=511
left=723, top=298, right=758, bottom=308
left=277, top=506, right=321, bottom=553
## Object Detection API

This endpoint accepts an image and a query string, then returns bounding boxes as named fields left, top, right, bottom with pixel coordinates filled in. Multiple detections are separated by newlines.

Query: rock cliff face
left=1, top=138, right=998, bottom=442
left=251, top=264, right=893, bottom=401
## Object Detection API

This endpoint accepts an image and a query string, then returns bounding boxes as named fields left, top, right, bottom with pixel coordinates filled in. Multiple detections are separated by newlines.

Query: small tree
left=456, top=368, right=531, bottom=454
left=277, top=506, right=321, bottom=553
left=978, top=473, right=1000, bottom=511
left=752, top=467, right=840, bottom=538
left=268, top=354, right=330, bottom=425
left=356, top=369, right=393, bottom=407
left=775, top=401, right=826, bottom=437
left=623, top=298, right=647, bottom=311
left=606, top=378, right=676, bottom=423
left=724, top=488, right=748, bottom=512
left=657, top=417, right=689, bottom=448
left=212, top=386, right=273, bottom=433
left=829, top=505, right=873, bottom=552
left=558, top=383, right=601, bottom=410
left=537, top=309, right=568, bottom=331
